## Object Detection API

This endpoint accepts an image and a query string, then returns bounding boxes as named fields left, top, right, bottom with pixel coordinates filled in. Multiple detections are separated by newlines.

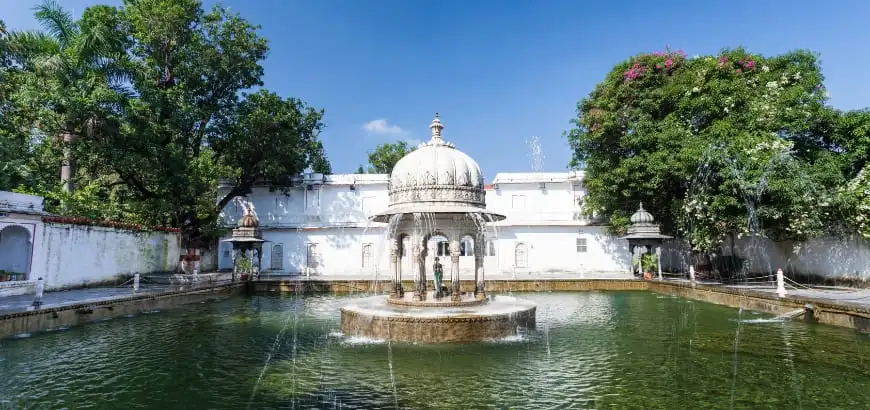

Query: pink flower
left=744, top=60, right=755, bottom=69
left=665, top=59, right=673, bottom=69
left=718, top=56, right=729, bottom=66
left=736, top=68, right=742, bottom=73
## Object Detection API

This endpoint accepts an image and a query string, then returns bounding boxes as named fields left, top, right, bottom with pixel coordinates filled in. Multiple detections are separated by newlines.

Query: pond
left=1, top=292, right=868, bottom=409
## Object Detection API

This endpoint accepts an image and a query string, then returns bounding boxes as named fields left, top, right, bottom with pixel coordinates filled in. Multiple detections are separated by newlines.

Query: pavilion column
left=255, top=246, right=263, bottom=279
left=655, top=246, right=663, bottom=280
left=474, top=234, right=485, bottom=299
left=390, top=237, right=402, bottom=298
left=231, top=248, right=239, bottom=282
left=449, top=238, right=461, bottom=301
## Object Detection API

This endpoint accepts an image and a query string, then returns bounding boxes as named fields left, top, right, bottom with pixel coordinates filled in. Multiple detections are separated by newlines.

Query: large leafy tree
left=357, top=141, right=414, bottom=174
left=567, top=47, right=849, bottom=251
left=7, top=0, right=331, bottom=248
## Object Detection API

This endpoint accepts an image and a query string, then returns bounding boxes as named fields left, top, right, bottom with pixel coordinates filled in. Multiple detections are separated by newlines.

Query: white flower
left=692, top=86, right=700, bottom=93
left=762, top=65, right=770, bottom=72
left=793, top=72, right=802, bottom=80
left=766, top=81, right=779, bottom=89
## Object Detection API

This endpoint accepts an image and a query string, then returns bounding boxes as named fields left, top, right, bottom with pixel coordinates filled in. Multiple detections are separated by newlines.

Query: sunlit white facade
left=216, top=171, right=631, bottom=277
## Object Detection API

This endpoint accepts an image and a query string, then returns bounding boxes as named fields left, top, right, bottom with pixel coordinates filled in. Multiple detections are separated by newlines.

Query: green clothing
left=433, top=262, right=444, bottom=288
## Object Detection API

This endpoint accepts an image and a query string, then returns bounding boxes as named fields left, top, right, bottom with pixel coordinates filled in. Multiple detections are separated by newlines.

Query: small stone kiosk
left=621, top=203, right=672, bottom=279
left=222, top=206, right=265, bottom=281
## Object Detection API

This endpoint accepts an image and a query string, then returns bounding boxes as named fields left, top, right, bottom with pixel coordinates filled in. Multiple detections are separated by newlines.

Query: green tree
left=361, top=141, right=414, bottom=174
left=5, top=0, right=331, bottom=249
left=8, top=0, right=130, bottom=195
left=567, top=47, right=848, bottom=251
left=88, top=0, right=329, bottom=246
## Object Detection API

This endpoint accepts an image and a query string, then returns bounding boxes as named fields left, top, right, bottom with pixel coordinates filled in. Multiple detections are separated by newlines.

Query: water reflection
left=0, top=292, right=868, bottom=409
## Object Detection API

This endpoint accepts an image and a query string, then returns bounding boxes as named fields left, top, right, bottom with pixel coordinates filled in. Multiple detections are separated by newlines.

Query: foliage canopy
left=568, top=47, right=867, bottom=250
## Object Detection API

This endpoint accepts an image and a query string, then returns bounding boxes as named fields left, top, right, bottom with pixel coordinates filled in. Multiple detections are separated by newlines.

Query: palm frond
left=32, top=0, right=78, bottom=48
left=7, top=30, right=60, bottom=59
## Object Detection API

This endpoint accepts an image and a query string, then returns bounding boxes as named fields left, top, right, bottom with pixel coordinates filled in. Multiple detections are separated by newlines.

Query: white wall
left=660, top=235, right=870, bottom=279
left=32, top=223, right=181, bottom=290
left=218, top=227, right=392, bottom=277
left=488, top=225, right=630, bottom=274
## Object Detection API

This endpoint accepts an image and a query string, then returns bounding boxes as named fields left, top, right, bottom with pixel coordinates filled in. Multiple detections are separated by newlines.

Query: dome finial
left=238, top=201, right=259, bottom=228
left=429, top=112, right=444, bottom=143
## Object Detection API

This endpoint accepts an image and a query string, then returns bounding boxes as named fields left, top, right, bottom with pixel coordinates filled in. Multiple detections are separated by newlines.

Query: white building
left=217, top=116, right=631, bottom=277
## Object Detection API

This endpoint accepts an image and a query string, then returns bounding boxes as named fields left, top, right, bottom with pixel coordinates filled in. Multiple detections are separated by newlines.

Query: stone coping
left=650, top=281, right=870, bottom=318
left=0, top=282, right=242, bottom=321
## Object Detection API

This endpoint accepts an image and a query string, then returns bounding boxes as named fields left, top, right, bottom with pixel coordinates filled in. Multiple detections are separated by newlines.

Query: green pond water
left=1, top=291, right=869, bottom=409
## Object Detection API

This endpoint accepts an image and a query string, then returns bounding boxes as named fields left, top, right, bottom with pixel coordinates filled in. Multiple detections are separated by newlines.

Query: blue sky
left=4, top=0, right=870, bottom=180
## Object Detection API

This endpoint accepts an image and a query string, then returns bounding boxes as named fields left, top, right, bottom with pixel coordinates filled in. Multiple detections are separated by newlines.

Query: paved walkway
left=0, top=284, right=187, bottom=315
left=726, top=284, right=870, bottom=309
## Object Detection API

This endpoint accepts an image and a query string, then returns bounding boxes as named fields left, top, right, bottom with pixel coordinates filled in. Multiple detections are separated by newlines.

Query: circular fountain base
left=340, top=293, right=536, bottom=343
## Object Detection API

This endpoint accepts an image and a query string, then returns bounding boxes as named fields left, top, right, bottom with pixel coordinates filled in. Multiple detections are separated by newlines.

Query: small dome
left=630, top=203, right=655, bottom=224
left=238, top=212, right=259, bottom=228
left=387, top=114, right=485, bottom=208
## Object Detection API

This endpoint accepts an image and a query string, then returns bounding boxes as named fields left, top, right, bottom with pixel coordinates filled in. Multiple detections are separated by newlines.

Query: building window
left=306, top=243, right=319, bottom=269
left=511, top=195, right=526, bottom=209
left=305, top=188, right=320, bottom=209
left=361, top=244, right=373, bottom=269
left=460, top=236, right=474, bottom=256
left=576, top=238, right=588, bottom=253
left=436, top=241, right=449, bottom=257
left=486, top=240, right=496, bottom=257
left=270, top=244, right=284, bottom=270
left=515, top=243, right=528, bottom=268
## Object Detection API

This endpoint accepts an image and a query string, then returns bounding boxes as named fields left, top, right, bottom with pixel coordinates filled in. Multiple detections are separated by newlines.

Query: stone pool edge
left=4, top=279, right=868, bottom=339
left=0, top=283, right=244, bottom=339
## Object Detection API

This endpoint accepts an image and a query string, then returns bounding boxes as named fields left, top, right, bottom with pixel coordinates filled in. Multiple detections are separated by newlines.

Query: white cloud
left=362, top=119, right=405, bottom=136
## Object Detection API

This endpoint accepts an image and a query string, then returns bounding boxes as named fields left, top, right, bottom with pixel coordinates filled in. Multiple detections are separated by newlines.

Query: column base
left=474, top=288, right=486, bottom=300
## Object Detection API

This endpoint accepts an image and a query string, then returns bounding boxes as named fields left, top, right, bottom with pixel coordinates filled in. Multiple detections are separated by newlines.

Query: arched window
left=430, top=235, right=449, bottom=257
left=270, top=244, right=284, bottom=271
left=486, top=240, right=496, bottom=257
left=0, top=225, right=32, bottom=280
left=460, top=235, right=474, bottom=256
left=515, top=243, right=528, bottom=268
left=361, top=244, right=373, bottom=269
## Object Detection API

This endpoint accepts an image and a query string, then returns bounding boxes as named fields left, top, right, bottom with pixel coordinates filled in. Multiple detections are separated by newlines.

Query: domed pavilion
left=372, top=114, right=504, bottom=302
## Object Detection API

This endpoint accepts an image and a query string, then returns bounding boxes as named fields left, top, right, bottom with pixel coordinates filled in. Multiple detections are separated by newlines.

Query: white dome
left=376, top=114, right=496, bottom=219
left=390, top=144, right=484, bottom=190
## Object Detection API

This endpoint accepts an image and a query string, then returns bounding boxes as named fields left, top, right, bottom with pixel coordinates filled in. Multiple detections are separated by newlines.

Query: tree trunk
left=60, top=131, right=76, bottom=193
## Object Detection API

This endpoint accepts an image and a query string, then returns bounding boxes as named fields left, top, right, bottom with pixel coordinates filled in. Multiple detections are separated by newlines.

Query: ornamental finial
left=429, top=112, right=444, bottom=142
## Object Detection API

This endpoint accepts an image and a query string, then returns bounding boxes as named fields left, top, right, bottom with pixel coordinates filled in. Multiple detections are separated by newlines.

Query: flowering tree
left=567, top=47, right=849, bottom=251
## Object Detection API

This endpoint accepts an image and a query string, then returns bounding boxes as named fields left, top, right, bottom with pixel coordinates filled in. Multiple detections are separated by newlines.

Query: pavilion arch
left=0, top=224, right=33, bottom=279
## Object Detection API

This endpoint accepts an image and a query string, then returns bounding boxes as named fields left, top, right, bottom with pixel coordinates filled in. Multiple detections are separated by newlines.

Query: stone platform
left=340, top=293, right=536, bottom=343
